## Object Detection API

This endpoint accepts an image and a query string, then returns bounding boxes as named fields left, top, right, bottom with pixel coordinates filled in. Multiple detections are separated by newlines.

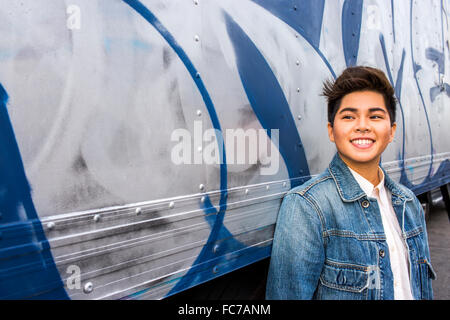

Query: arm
left=266, top=192, right=325, bottom=299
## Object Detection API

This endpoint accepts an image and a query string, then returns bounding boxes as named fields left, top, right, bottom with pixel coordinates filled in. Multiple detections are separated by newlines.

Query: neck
left=338, top=153, right=381, bottom=186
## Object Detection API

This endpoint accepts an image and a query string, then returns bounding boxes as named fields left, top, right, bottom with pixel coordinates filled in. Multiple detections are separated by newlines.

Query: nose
left=355, top=117, right=371, bottom=133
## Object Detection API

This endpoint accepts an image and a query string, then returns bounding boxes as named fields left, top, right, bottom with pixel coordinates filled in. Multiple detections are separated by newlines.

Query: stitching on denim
left=324, top=258, right=369, bottom=271
left=404, top=227, right=423, bottom=238
left=293, top=192, right=328, bottom=246
left=295, top=175, right=332, bottom=196
left=303, top=192, right=328, bottom=239
left=319, top=264, right=369, bottom=293
left=388, top=181, right=414, bottom=201
left=328, top=167, right=366, bottom=202
left=326, top=229, right=386, bottom=241
left=319, top=276, right=368, bottom=293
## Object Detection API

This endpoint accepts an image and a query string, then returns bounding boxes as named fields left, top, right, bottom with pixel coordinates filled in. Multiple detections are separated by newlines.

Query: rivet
left=196, top=109, right=202, bottom=116
left=297, top=115, right=302, bottom=120
left=200, top=196, right=206, bottom=203
left=266, top=185, right=270, bottom=190
left=195, top=72, right=200, bottom=78
left=283, top=182, right=287, bottom=188
left=293, top=5, right=297, bottom=11
left=296, top=60, right=300, bottom=66
left=169, top=201, right=175, bottom=209
left=83, top=282, right=93, bottom=294
left=135, top=207, right=142, bottom=215
left=93, top=214, right=101, bottom=222
left=47, top=222, right=55, bottom=230
left=199, top=184, right=205, bottom=191
left=295, top=33, right=299, bottom=38
left=213, top=244, right=219, bottom=253
left=245, top=188, right=249, bottom=195
left=212, top=266, right=219, bottom=274
left=297, top=88, right=300, bottom=92
left=194, top=0, right=199, bottom=4
left=194, top=35, right=200, bottom=42
left=197, top=146, right=202, bottom=152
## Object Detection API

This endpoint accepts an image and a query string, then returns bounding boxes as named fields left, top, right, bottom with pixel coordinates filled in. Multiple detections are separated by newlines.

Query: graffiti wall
left=0, top=0, right=449, bottom=299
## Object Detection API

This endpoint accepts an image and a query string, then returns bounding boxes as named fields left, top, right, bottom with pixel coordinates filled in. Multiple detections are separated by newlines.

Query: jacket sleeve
left=413, top=196, right=436, bottom=287
left=266, top=192, right=325, bottom=299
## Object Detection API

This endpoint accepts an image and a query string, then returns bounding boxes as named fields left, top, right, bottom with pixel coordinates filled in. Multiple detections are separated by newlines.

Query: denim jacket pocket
left=418, top=258, right=436, bottom=300
left=317, top=260, right=370, bottom=299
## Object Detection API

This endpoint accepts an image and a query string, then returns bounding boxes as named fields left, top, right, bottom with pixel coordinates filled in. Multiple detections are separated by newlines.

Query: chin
left=340, top=151, right=381, bottom=166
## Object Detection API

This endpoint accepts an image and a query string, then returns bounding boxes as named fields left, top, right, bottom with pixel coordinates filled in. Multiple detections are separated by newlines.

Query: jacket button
left=379, top=249, right=385, bottom=258
left=361, top=200, right=370, bottom=208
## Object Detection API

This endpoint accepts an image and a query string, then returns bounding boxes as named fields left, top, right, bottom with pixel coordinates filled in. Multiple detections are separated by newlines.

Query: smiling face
left=327, top=90, right=397, bottom=172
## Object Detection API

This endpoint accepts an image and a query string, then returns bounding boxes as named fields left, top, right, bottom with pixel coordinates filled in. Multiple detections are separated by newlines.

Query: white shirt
left=348, top=167, right=414, bottom=300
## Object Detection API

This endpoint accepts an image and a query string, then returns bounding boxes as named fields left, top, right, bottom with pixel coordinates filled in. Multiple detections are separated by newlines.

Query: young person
left=266, top=66, right=436, bottom=300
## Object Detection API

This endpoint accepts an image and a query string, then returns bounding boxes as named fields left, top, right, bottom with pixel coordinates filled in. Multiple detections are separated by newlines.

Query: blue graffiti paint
left=380, top=2, right=446, bottom=195
left=379, top=34, right=407, bottom=167
left=0, top=83, right=68, bottom=299
left=391, top=0, right=396, bottom=43
left=430, top=83, right=450, bottom=102
left=121, top=0, right=269, bottom=298
left=224, top=12, right=310, bottom=187
left=425, top=46, right=450, bottom=102
left=401, top=159, right=450, bottom=196
left=380, top=31, right=450, bottom=195
left=251, top=0, right=336, bottom=78
left=251, top=0, right=324, bottom=48
left=342, top=0, right=363, bottom=67
left=426, top=47, right=445, bottom=74
left=379, top=31, right=431, bottom=192
left=440, top=0, right=446, bottom=67
left=408, top=0, right=435, bottom=184
left=413, top=62, right=422, bottom=74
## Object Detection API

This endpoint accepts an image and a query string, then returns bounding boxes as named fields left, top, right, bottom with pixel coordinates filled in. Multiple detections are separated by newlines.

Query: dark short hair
left=322, top=66, right=397, bottom=127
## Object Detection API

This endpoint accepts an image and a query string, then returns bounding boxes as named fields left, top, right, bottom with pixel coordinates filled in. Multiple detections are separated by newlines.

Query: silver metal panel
left=0, top=0, right=449, bottom=299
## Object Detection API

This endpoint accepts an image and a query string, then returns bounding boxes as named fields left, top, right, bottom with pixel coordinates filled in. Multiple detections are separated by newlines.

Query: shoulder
left=384, top=174, right=423, bottom=217
left=393, top=181, right=416, bottom=200
left=383, top=169, right=416, bottom=200
left=281, top=169, right=337, bottom=221
left=287, top=169, right=335, bottom=198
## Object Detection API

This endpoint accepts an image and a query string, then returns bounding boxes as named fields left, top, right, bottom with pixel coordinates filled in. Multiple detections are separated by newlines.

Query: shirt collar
left=348, top=166, right=385, bottom=198
left=328, top=152, right=414, bottom=202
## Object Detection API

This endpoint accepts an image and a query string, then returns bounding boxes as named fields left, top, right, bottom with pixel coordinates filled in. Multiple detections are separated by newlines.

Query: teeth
left=352, top=139, right=373, bottom=145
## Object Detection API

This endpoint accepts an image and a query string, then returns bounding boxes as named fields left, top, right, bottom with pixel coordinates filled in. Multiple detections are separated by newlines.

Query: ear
left=388, top=122, right=397, bottom=143
left=327, top=122, right=335, bottom=143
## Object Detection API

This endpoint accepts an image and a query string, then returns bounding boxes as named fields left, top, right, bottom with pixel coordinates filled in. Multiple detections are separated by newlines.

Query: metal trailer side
left=0, top=0, right=449, bottom=299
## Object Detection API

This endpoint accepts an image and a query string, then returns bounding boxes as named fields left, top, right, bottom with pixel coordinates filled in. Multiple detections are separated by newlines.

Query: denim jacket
left=266, top=152, right=436, bottom=300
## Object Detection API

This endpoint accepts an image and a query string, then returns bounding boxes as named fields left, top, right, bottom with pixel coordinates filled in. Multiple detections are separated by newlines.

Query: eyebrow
left=338, top=107, right=387, bottom=114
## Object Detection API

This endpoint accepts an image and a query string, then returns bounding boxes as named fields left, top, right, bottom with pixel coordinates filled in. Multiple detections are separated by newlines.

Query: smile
left=350, top=138, right=375, bottom=149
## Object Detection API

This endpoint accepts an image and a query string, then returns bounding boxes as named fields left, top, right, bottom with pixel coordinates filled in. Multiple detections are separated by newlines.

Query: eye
left=370, top=115, right=384, bottom=119
left=342, top=115, right=354, bottom=120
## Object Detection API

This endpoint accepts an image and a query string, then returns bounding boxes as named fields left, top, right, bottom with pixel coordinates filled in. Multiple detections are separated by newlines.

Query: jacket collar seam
left=328, top=165, right=366, bottom=202
left=295, top=175, right=333, bottom=196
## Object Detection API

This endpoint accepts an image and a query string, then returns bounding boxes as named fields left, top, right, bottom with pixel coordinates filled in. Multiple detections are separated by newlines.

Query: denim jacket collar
left=328, top=152, right=413, bottom=202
